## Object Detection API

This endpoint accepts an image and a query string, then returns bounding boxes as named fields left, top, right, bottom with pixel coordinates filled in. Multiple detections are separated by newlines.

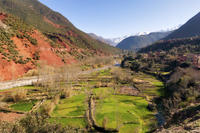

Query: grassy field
left=133, top=72, right=164, bottom=99
left=47, top=67, right=162, bottom=131
left=93, top=86, right=157, bottom=133
left=10, top=100, right=37, bottom=112
left=1, top=67, right=163, bottom=132
left=95, top=95, right=156, bottom=133
left=50, top=94, right=88, bottom=128
left=0, top=85, right=38, bottom=92
left=92, top=68, right=162, bottom=132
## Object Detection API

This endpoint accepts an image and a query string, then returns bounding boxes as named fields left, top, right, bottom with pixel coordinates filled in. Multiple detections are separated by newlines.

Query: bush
left=33, top=51, right=40, bottom=60
left=111, top=68, right=133, bottom=84
left=41, top=102, right=55, bottom=116
left=24, top=69, right=39, bottom=77
left=60, top=89, right=72, bottom=99
left=20, top=113, right=66, bottom=133
left=130, top=61, right=141, bottom=72
left=11, top=89, right=27, bottom=102
left=53, top=94, right=60, bottom=105
left=0, top=113, right=74, bottom=133
left=0, top=121, right=25, bottom=133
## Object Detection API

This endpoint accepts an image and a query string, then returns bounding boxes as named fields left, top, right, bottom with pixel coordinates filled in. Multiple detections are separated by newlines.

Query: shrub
left=111, top=68, right=133, bottom=84
left=94, top=82, right=102, bottom=88
left=29, top=38, right=38, bottom=45
left=20, top=113, right=66, bottom=133
left=33, top=51, right=40, bottom=60
left=41, top=102, right=55, bottom=116
left=11, top=89, right=27, bottom=102
left=0, top=121, right=25, bottom=133
left=24, top=69, right=39, bottom=77
left=53, top=94, right=60, bottom=105
left=60, top=89, right=72, bottom=99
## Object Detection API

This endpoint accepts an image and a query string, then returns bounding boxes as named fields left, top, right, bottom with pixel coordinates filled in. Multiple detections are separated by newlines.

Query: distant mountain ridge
left=88, top=33, right=116, bottom=46
left=116, top=31, right=172, bottom=51
left=89, top=32, right=152, bottom=46
left=165, top=12, right=200, bottom=40
left=88, top=33, right=130, bottom=46
left=138, top=12, right=200, bottom=53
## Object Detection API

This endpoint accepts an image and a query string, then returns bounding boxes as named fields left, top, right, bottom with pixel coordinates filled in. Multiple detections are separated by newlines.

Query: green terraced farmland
left=95, top=94, right=156, bottom=133
left=50, top=94, right=88, bottom=128
left=10, top=100, right=37, bottom=112
left=4, top=67, right=163, bottom=132
left=133, top=72, right=164, bottom=98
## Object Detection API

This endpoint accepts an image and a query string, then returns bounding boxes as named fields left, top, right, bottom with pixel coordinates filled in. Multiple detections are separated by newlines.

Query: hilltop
left=165, top=12, right=200, bottom=40
left=0, top=0, right=118, bottom=80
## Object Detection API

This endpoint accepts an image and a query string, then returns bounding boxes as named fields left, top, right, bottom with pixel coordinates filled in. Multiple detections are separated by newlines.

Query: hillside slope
left=0, top=0, right=118, bottom=54
left=138, top=36, right=200, bottom=53
left=116, top=31, right=171, bottom=51
left=88, top=33, right=116, bottom=46
left=0, top=0, right=118, bottom=80
left=165, top=12, right=200, bottom=40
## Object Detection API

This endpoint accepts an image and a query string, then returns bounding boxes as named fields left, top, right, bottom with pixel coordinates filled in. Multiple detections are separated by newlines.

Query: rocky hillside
left=0, top=0, right=118, bottom=80
left=116, top=31, right=171, bottom=51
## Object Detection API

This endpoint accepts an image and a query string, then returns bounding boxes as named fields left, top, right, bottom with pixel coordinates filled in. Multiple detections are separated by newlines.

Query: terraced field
left=0, top=67, right=164, bottom=132
left=46, top=68, right=163, bottom=132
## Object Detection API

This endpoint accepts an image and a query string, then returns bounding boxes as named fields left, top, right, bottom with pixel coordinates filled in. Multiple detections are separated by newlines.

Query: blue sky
left=39, top=0, right=200, bottom=38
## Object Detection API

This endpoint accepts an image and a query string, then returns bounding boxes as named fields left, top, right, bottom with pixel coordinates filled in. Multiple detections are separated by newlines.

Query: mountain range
left=116, top=31, right=172, bottom=51
left=139, top=12, right=200, bottom=53
left=88, top=33, right=117, bottom=46
left=89, top=32, right=155, bottom=46
left=88, top=33, right=131, bottom=46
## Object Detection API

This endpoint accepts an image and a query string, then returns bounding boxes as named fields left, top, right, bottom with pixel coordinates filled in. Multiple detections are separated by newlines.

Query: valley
left=0, top=0, right=200, bottom=132
left=0, top=62, right=164, bottom=133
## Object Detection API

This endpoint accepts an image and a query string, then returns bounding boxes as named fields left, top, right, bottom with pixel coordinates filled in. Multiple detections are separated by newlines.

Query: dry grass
left=0, top=102, right=8, bottom=108
left=24, top=69, right=39, bottom=77
left=82, top=56, right=114, bottom=67
left=53, top=94, right=60, bottom=105
left=111, top=68, right=133, bottom=84
left=94, top=82, right=102, bottom=88
left=41, top=102, right=55, bottom=116
left=11, top=89, right=27, bottom=102
left=60, top=88, right=72, bottom=99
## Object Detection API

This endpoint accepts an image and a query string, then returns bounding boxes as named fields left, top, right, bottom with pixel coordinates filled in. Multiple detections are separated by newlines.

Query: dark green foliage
left=139, top=37, right=200, bottom=54
left=130, top=61, right=141, bottom=72
left=155, top=67, right=200, bottom=121
left=121, top=56, right=135, bottom=68
left=33, top=51, right=40, bottom=60
left=165, top=12, right=200, bottom=40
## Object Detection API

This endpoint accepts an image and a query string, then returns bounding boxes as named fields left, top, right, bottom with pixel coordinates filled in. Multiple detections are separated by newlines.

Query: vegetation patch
left=48, top=117, right=87, bottom=129
left=50, top=94, right=87, bottom=128
left=132, top=72, right=164, bottom=98
left=95, top=95, right=157, bottom=133
left=10, top=100, right=37, bottom=112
